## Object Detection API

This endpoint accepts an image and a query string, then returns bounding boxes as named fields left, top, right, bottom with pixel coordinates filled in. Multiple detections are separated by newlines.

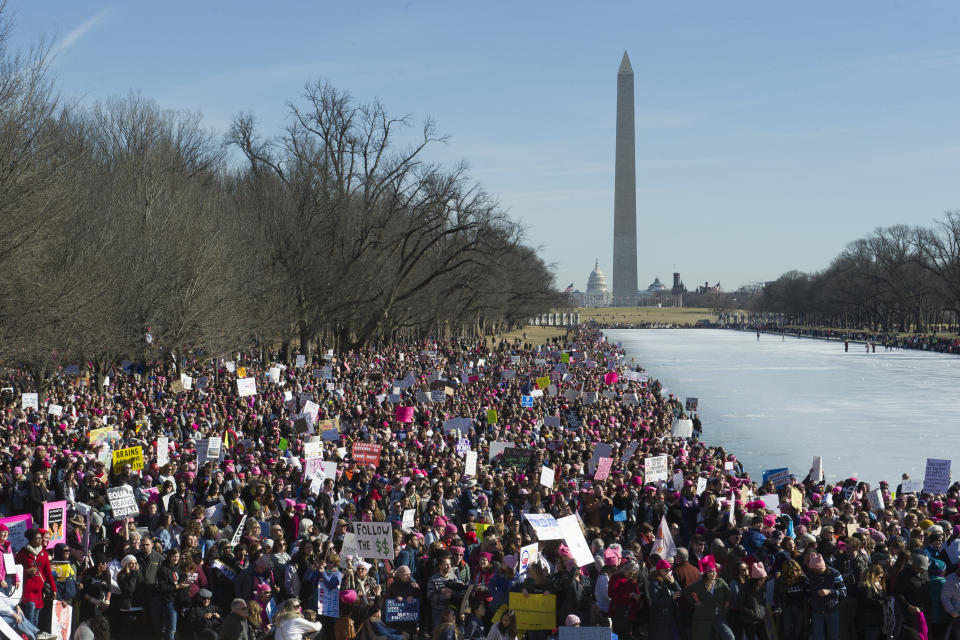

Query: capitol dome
left=586, top=260, right=608, bottom=293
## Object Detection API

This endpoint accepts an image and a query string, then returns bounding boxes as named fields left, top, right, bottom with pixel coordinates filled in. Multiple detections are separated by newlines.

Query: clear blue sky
left=7, top=1, right=960, bottom=291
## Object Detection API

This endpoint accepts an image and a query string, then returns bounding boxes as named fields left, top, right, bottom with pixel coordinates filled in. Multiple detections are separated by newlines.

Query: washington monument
left=612, top=51, right=638, bottom=303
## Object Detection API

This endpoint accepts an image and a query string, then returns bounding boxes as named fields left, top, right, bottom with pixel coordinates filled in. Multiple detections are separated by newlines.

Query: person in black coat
left=187, top=589, right=223, bottom=640
left=157, top=548, right=190, bottom=640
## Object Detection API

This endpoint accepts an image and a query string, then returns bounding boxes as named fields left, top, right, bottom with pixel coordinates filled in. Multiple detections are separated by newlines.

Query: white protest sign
left=696, top=477, right=707, bottom=494
left=522, top=513, right=563, bottom=541
left=923, top=458, right=951, bottom=494
left=48, top=404, right=63, bottom=417
left=269, top=367, right=281, bottom=383
left=180, top=374, right=193, bottom=390
left=489, top=441, right=514, bottom=461
left=901, top=478, right=924, bottom=494
left=402, top=509, right=415, bottom=528
left=353, top=521, right=394, bottom=560
left=644, top=455, right=669, bottom=484
left=621, top=441, right=639, bottom=462
left=304, top=400, right=320, bottom=420
left=296, top=355, right=307, bottom=368
left=866, top=488, right=884, bottom=512
left=303, top=441, right=323, bottom=459
left=465, top=451, right=478, bottom=476
left=225, top=361, right=236, bottom=373
left=760, top=494, right=781, bottom=514
left=540, top=466, right=555, bottom=488
left=812, top=456, right=824, bottom=483
left=543, top=416, right=561, bottom=428
left=557, top=514, right=593, bottom=567
left=156, top=437, right=169, bottom=467
left=518, top=543, right=539, bottom=578
left=21, top=393, right=38, bottom=411
left=236, top=377, right=257, bottom=397
left=339, top=532, right=360, bottom=567
left=671, top=418, right=693, bottom=438
left=317, top=583, right=339, bottom=618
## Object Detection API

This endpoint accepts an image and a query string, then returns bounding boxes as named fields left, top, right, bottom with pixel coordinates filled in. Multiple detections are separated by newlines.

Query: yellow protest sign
left=790, top=487, right=803, bottom=511
left=236, top=366, right=247, bottom=378
left=536, top=376, right=551, bottom=390
left=560, top=353, right=570, bottom=363
left=112, top=446, right=144, bottom=471
left=508, top=592, right=556, bottom=630
left=486, top=409, right=498, bottom=425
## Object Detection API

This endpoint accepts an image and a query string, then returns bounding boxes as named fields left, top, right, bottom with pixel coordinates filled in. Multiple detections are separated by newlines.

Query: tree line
left=755, top=213, right=960, bottom=332
left=0, top=8, right=561, bottom=394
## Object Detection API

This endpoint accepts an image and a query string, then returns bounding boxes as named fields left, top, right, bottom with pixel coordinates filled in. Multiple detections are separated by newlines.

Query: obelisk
left=612, top=51, right=638, bottom=304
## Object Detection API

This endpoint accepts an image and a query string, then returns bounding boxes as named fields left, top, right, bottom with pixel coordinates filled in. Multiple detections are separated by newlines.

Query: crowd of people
left=0, top=324, right=958, bottom=640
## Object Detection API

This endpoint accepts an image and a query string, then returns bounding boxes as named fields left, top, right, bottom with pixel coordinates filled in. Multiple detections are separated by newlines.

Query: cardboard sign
left=923, top=458, right=951, bottom=494
left=112, top=446, right=144, bottom=472
left=353, top=521, right=394, bottom=559
left=384, top=598, right=419, bottom=623
left=558, top=514, right=593, bottom=567
left=107, top=486, right=139, bottom=518
left=685, top=397, right=698, bottom=411
left=352, top=443, right=382, bottom=467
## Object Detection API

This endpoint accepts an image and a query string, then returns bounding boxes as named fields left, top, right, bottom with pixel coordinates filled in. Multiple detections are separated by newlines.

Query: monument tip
left=619, top=51, right=633, bottom=75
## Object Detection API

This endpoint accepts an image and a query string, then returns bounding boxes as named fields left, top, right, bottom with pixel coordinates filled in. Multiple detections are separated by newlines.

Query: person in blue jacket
left=805, top=552, right=846, bottom=640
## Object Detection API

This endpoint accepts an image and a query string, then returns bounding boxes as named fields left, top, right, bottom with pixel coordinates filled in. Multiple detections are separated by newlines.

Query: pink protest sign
left=604, top=372, right=618, bottom=385
left=395, top=406, right=414, bottom=423
left=43, top=500, right=67, bottom=549
left=594, top=457, right=613, bottom=481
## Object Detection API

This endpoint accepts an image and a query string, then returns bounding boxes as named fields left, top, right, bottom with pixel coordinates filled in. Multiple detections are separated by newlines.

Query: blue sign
left=613, top=508, right=627, bottom=522
left=384, top=598, right=419, bottom=623
left=521, top=396, right=534, bottom=408
left=762, top=467, right=791, bottom=488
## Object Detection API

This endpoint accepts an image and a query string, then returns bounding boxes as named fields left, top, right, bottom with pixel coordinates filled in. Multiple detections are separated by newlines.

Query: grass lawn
left=575, top=306, right=714, bottom=325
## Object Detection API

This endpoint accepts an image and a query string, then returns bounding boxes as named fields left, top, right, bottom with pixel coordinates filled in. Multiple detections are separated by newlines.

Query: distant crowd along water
left=0, top=324, right=958, bottom=640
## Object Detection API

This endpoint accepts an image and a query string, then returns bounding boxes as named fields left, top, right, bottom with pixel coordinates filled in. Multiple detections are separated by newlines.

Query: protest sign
left=594, top=457, right=613, bottom=481
left=558, top=628, right=612, bottom=640
left=486, top=409, right=498, bottom=424
left=384, top=598, right=419, bottom=623
left=696, top=477, right=707, bottom=494
left=180, top=374, right=193, bottom=390
left=43, top=500, right=67, bottom=548
left=901, top=478, right=924, bottom=494
left=536, top=376, right=551, bottom=389
left=107, top=486, right=139, bottom=518
left=867, top=488, right=885, bottom=512
left=465, top=451, right=477, bottom=476
left=443, top=417, right=473, bottom=434
left=501, top=448, right=532, bottom=468
left=112, top=446, right=144, bottom=472
left=489, top=441, right=513, bottom=461
left=416, top=391, right=432, bottom=404
left=48, top=404, right=63, bottom=417
left=430, top=389, right=446, bottom=403
left=540, top=466, right=555, bottom=488
left=790, top=487, right=803, bottom=511
left=671, top=418, right=693, bottom=438
left=588, top=443, right=614, bottom=476
left=650, top=514, right=677, bottom=561
left=236, top=377, right=257, bottom=397
left=621, top=441, right=639, bottom=462
left=522, top=513, right=563, bottom=540
left=521, top=395, right=534, bottom=408
left=295, top=354, right=306, bottom=368
left=88, top=427, right=117, bottom=447
left=509, top=593, right=556, bottom=631
left=303, top=440, right=323, bottom=459
left=230, top=516, right=247, bottom=546
left=759, top=494, right=781, bottom=514
left=544, top=415, right=561, bottom=427
left=339, top=532, right=360, bottom=567
left=923, top=458, right=951, bottom=494
left=395, top=406, right=414, bottom=423
left=0, top=514, right=32, bottom=551
left=170, top=380, right=185, bottom=394
left=558, top=514, right=593, bottom=567
left=762, top=468, right=791, bottom=489
left=644, top=455, right=669, bottom=484
left=351, top=443, right=382, bottom=466
left=21, top=392, right=38, bottom=411
left=812, top=456, right=824, bottom=482
left=317, top=583, right=339, bottom=618
left=353, top=521, right=394, bottom=559
left=49, top=599, right=71, bottom=640
left=156, top=437, right=169, bottom=467
left=402, top=509, right=415, bottom=528
left=685, top=397, right=699, bottom=411
left=518, top=543, right=539, bottom=577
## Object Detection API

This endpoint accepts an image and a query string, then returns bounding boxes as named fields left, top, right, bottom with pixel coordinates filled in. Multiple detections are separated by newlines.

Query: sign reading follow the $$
left=352, top=521, right=394, bottom=560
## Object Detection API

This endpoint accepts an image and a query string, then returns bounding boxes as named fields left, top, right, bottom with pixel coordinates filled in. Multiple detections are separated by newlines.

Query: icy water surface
left=604, top=328, right=960, bottom=486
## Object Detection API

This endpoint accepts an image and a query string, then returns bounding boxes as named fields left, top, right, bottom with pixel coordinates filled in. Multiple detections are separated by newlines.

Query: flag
left=563, top=283, right=574, bottom=294
left=712, top=282, right=720, bottom=292
left=651, top=514, right=677, bottom=561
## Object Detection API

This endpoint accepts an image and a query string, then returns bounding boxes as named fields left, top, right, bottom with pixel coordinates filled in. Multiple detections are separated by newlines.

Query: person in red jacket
left=608, top=560, right=644, bottom=640
left=15, top=528, right=56, bottom=628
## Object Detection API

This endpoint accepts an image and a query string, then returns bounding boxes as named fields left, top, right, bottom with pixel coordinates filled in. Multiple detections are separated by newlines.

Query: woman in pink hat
left=682, top=555, right=733, bottom=640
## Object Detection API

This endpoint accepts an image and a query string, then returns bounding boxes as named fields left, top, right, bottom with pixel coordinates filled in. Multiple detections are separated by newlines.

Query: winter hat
left=807, top=553, right=826, bottom=571
left=565, top=615, right=581, bottom=626
left=655, top=559, right=671, bottom=571
left=750, top=563, right=767, bottom=579
left=698, top=555, right=718, bottom=572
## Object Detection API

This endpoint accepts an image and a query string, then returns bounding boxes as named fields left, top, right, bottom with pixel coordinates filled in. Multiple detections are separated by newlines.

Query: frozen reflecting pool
left=604, top=328, right=960, bottom=486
